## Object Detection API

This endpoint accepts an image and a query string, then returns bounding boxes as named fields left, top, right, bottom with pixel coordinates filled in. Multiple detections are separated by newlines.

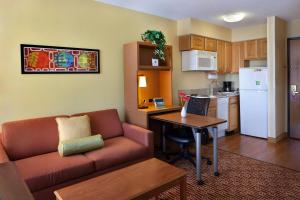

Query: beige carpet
left=159, top=148, right=300, bottom=199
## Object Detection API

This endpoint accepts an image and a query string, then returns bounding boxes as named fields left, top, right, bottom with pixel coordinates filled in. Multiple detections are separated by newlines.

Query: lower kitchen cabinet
left=228, top=96, right=239, bottom=132
left=207, top=98, right=217, bottom=117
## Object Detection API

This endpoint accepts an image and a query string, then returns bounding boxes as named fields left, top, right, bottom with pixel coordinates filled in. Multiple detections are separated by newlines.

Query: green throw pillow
left=58, top=134, right=104, bottom=157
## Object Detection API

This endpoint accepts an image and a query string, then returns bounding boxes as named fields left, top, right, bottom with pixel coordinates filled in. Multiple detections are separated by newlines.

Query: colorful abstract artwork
left=21, top=44, right=100, bottom=74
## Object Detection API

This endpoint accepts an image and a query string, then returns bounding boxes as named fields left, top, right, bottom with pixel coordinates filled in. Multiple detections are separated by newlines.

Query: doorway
left=288, top=38, right=300, bottom=139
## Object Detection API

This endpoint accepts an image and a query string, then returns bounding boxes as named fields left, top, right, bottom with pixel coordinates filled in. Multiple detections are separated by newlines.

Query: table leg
left=213, top=126, right=219, bottom=176
left=192, top=128, right=203, bottom=184
left=180, top=176, right=187, bottom=200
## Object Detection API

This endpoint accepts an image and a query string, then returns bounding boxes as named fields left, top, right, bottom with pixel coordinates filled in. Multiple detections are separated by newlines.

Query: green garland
left=141, top=30, right=166, bottom=60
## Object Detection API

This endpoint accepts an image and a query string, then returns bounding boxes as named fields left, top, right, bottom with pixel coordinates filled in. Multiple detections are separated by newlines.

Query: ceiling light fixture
left=223, top=13, right=245, bottom=23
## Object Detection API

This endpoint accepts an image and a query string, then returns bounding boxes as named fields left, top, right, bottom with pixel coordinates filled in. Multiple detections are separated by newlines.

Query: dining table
left=151, top=112, right=227, bottom=184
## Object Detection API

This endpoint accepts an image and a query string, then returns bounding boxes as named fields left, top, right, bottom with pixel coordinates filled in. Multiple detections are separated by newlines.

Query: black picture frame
left=20, top=44, right=100, bottom=74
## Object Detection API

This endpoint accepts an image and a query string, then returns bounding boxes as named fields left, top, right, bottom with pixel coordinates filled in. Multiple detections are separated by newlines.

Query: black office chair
left=165, top=97, right=212, bottom=166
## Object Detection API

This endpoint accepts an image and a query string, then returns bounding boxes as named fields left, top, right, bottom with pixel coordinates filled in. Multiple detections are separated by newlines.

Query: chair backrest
left=186, top=97, right=210, bottom=116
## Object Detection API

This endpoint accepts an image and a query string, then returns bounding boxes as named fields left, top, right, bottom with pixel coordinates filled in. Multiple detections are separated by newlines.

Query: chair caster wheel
left=207, top=160, right=212, bottom=165
left=197, top=180, right=204, bottom=185
left=214, top=172, right=220, bottom=176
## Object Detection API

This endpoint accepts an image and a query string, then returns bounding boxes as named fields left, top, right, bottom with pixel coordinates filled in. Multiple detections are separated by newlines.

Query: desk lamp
left=138, top=75, right=148, bottom=109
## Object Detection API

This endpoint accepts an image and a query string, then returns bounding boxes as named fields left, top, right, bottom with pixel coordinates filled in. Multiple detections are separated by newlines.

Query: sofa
left=0, top=109, right=153, bottom=200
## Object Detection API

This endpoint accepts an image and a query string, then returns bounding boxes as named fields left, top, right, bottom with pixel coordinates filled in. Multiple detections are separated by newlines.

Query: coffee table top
left=54, top=158, right=186, bottom=200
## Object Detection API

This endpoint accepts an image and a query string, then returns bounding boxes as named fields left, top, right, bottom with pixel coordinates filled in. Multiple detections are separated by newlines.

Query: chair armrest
left=122, top=122, right=154, bottom=156
left=0, top=140, right=9, bottom=163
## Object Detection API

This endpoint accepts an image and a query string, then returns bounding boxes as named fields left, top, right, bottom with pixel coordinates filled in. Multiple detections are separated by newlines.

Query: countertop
left=192, top=92, right=239, bottom=99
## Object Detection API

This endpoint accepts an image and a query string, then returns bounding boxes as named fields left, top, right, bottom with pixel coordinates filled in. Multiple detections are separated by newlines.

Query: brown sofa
left=0, top=109, right=153, bottom=200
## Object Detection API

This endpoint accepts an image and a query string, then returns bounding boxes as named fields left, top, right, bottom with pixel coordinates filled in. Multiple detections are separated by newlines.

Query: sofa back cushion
left=72, top=109, right=123, bottom=139
left=1, top=115, right=66, bottom=160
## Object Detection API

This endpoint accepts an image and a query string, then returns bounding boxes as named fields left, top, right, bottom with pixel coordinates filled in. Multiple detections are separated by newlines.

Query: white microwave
left=181, top=50, right=217, bottom=71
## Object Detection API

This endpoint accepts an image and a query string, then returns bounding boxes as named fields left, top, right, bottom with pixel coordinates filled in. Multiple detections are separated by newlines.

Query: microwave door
left=197, top=57, right=212, bottom=70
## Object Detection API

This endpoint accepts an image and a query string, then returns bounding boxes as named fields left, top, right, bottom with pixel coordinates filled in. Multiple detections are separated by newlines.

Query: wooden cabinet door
left=179, top=34, right=205, bottom=51
left=179, top=35, right=191, bottom=51
left=228, top=96, right=239, bottom=132
left=245, top=40, right=258, bottom=59
left=239, top=42, right=245, bottom=67
left=231, top=42, right=240, bottom=73
left=257, top=38, right=267, bottom=59
left=229, top=103, right=239, bottom=131
left=205, top=38, right=217, bottom=52
left=191, top=35, right=205, bottom=50
left=217, top=40, right=226, bottom=74
left=231, top=42, right=245, bottom=73
left=207, top=98, right=217, bottom=117
left=225, top=42, right=232, bottom=73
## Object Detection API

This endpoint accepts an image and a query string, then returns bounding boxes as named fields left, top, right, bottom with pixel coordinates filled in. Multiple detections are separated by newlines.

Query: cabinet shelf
left=138, top=43, right=172, bottom=69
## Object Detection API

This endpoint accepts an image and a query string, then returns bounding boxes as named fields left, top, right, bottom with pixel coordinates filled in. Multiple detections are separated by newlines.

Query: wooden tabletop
left=151, top=112, right=227, bottom=128
left=0, top=162, right=34, bottom=200
left=54, top=158, right=186, bottom=200
left=138, top=105, right=181, bottom=114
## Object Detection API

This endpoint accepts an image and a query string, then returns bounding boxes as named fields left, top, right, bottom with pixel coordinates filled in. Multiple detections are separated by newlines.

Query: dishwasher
left=216, top=97, right=229, bottom=137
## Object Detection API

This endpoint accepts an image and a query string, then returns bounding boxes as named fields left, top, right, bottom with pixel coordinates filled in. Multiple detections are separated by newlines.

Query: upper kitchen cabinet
left=224, top=42, right=232, bottom=73
left=244, top=38, right=267, bottom=60
left=217, top=40, right=226, bottom=74
left=217, top=40, right=232, bottom=74
left=257, top=38, right=267, bottom=59
left=179, top=34, right=205, bottom=51
left=231, top=42, right=245, bottom=73
left=179, top=34, right=217, bottom=52
left=244, top=39, right=257, bottom=59
left=205, top=38, right=217, bottom=52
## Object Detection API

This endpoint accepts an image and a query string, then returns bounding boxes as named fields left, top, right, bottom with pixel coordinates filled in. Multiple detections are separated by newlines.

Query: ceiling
left=95, top=0, right=300, bottom=28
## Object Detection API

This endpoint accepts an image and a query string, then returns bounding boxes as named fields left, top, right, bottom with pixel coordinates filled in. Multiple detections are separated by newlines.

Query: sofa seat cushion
left=14, top=152, right=94, bottom=192
left=84, top=136, right=148, bottom=171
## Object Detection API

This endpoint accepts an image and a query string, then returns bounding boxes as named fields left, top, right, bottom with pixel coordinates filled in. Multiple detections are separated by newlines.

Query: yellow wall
left=232, top=24, right=267, bottom=41
left=177, top=18, right=193, bottom=36
left=287, top=19, right=300, bottom=37
left=0, top=0, right=179, bottom=123
left=177, top=18, right=231, bottom=41
left=191, top=19, right=232, bottom=41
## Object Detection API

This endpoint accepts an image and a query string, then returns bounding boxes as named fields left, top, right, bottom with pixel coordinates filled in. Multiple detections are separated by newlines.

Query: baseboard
left=268, top=132, right=288, bottom=143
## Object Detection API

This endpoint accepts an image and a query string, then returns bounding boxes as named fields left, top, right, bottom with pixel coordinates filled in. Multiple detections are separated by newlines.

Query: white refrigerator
left=239, top=68, right=268, bottom=138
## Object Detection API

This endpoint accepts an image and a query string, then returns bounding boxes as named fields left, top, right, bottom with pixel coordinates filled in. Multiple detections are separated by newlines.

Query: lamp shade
left=138, top=75, right=147, bottom=87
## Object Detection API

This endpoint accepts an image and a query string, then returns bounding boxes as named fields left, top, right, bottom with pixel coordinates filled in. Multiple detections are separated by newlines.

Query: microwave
left=181, top=50, right=217, bottom=71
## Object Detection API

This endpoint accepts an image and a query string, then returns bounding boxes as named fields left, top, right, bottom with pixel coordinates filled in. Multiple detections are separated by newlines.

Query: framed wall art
left=20, top=44, right=100, bottom=74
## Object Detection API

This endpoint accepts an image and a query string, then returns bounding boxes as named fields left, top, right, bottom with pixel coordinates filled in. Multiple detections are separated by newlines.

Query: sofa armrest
left=122, top=122, right=154, bottom=156
left=0, top=140, right=9, bottom=163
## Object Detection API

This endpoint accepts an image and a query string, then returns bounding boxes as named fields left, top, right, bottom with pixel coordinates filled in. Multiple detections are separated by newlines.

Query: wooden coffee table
left=54, top=158, right=187, bottom=200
